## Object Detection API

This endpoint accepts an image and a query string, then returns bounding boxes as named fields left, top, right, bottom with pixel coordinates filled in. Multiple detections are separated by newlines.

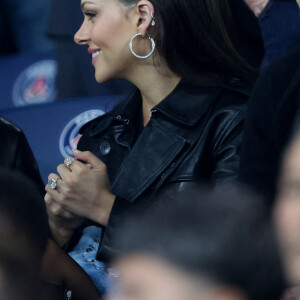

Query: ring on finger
left=64, top=157, right=74, bottom=169
left=48, top=177, right=59, bottom=190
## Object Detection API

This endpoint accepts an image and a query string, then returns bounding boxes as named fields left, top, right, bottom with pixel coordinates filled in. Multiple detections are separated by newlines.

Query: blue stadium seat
left=0, top=95, right=123, bottom=182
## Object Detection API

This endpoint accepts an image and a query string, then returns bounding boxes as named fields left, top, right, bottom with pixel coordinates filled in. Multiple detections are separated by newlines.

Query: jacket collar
left=80, top=78, right=248, bottom=137
left=111, top=79, right=223, bottom=127
left=152, top=79, right=222, bottom=126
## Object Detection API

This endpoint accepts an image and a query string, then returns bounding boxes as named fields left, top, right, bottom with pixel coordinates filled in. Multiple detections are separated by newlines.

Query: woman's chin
left=95, top=75, right=110, bottom=84
left=95, top=73, right=122, bottom=84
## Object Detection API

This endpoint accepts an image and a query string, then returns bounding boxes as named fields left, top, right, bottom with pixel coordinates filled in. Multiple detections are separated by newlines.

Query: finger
left=50, top=202, right=65, bottom=216
left=58, top=159, right=88, bottom=178
left=59, top=210, right=77, bottom=219
left=45, top=192, right=63, bottom=215
left=45, top=184, right=63, bottom=202
left=73, top=149, right=105, bottom=169
left=45, top=193, right=76, bottom=218
left=47, top=173, right=62, bottom=191
left=45, top=191, right=70, bottom=216
left=57, top=163, right=73, bottom=180
left=44, top=193, right=54, bottom=205
left=48, top=201, right=78, bottom=219
left=64, top=156, right=76, bottom=171
left=45, top=175, right=64, bottom=203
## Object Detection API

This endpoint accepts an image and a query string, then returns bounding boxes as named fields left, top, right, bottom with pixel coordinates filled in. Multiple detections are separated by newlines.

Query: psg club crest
left=59, top=110, right=104, bottom=158
left=12, top=60, right=57, bottom=107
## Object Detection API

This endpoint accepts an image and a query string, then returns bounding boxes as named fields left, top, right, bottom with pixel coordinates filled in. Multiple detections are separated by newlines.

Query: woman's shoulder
left=221, top=77, right=251, bottom=99
left=210, top=77, right=250, bottom=113
left=185, top=76, right=251, bottom=106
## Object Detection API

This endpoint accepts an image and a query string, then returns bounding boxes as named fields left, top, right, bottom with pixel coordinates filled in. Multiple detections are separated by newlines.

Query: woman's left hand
left=45, top=150, right=115, bottom=226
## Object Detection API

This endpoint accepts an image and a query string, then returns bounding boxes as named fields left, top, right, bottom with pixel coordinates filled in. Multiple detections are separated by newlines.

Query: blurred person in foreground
left=108, top=187, right=286, bottom=300
left=0, top=169, right=101, bottom=299
left=0, top=169, right=50, bottom=299
left=239, top=0, right=300, bottom=202
left=238, top=46, right=300, bottom=205
left=0, top=117, right=101, bottom=299
left=274, top=123, right=300, bottom=299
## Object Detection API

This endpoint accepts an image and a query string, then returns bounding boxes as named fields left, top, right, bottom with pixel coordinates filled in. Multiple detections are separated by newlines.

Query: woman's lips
left=92, top=50, right=102, bottom=65
left=88, top=48, right=102, bottom=65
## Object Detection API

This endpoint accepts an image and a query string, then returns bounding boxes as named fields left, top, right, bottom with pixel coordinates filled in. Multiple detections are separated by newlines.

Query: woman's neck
left=128, top=64, right=181, bottom=126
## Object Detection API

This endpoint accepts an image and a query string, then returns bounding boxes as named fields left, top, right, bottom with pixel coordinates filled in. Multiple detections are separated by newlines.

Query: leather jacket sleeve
left=210, top=106, right=247, bottom=185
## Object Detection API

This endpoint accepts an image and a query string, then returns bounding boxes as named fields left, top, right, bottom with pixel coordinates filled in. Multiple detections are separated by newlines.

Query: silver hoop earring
left=129, top=33, right=155, bottom=59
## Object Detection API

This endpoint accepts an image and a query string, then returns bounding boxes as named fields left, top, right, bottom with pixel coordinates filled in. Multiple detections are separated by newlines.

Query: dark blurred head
left=0, top=169, right=49, bottom=299
left=111, top=186, right=286, bottom=300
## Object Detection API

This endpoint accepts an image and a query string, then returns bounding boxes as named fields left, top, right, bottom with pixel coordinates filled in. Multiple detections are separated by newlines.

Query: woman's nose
left=74, top=23, right=90, bottom=45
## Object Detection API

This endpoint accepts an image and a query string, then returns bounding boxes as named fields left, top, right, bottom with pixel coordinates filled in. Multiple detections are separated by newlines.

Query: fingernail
left=73, top=149, right=81, bottom=154
left=86, top=164, right=92, bottom=168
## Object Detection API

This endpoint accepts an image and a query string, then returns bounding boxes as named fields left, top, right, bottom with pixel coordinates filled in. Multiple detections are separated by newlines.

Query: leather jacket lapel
left=110, top=118, right=186, bottom=202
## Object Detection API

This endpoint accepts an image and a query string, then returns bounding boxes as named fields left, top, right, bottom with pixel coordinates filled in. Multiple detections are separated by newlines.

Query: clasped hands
left=45, top=149, right=115, bottom=245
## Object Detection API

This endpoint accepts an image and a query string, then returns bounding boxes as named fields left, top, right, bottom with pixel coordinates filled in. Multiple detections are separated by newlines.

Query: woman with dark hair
left=45, top=0, right=253, bottom=293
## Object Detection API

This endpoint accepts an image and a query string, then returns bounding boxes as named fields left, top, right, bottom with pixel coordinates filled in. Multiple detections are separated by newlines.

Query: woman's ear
left=136, top=0, right=155, bottom=35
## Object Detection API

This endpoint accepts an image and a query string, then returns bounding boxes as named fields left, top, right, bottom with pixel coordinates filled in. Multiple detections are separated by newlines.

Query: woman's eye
left=84, top=11, right=96, bottom=21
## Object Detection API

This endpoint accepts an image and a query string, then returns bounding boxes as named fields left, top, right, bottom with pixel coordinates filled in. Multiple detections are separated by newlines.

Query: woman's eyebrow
left=81, top=1, right=95, bottom=11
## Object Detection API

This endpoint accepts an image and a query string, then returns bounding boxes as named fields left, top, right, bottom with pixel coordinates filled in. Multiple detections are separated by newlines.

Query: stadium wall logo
left=59, top=109, right=104, bottom=158
left=12, top=60, right=57, bottom=107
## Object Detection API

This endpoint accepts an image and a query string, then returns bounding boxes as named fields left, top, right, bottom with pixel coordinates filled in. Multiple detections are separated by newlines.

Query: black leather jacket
left=0, top=117, right=44, bottom=193
left=77, top=79, right=249, bottom=262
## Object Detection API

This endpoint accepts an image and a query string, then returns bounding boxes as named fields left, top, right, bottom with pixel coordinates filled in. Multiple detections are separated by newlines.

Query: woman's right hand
left=45, top=192, right=84, bottom=246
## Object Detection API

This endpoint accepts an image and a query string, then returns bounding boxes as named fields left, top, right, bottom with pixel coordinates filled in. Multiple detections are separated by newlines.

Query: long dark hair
left=121, top=0, right=256, bottom=83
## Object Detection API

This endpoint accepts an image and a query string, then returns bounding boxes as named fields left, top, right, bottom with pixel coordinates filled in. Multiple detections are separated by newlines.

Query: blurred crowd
left=0, top=0, right=300, bottom=300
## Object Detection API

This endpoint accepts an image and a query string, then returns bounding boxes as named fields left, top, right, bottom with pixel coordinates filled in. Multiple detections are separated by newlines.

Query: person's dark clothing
left=259, top=0, right=300, bottom=68
left=0, top=117, right=44, bottom=193
left=230, top=0, right=265, bottom=68
left=77, top=79, right=249, bottom=262
left=239, top=48, right=300, bottom=205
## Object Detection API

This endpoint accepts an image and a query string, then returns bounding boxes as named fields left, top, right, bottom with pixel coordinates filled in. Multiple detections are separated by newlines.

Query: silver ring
left=65, top=157, right=74, bottom=169
left=48, top=178, right=58, bottom=190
